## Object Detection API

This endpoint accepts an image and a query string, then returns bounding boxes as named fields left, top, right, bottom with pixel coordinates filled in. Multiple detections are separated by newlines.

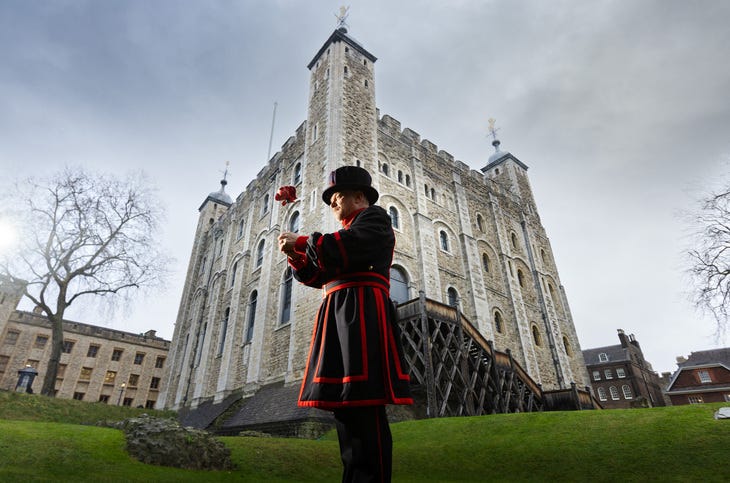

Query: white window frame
left=609, top=386, right=620, bottom=400
left=698, top=370, right=712, bottom=384
left=592, top=371, right=601, bottom=381
left=604, top=369, right=613, bottom=380
left=616, top=367, right=626, bottom=378
left=598, top=353, right=609, bottom=362
left=597, top=387, right=607, bottom=401
left=622, top=385, right=633, bottom=400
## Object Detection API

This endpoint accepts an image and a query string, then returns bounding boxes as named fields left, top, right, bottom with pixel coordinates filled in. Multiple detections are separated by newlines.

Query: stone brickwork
left=0, top=307, right=169, bottom=407
left=159, top=27, right=589, bottom=412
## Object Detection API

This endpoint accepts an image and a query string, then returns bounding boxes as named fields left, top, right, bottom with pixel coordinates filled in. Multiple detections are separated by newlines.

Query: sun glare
left=0, top=219, right=18, bottom=253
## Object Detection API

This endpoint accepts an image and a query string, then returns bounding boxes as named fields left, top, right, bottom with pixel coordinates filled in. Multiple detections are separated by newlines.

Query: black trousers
left=333, top=406, right=392, bottom=483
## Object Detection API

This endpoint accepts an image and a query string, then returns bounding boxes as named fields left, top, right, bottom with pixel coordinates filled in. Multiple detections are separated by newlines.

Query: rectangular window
left=111, top=349, right=123, bottom=361
left=104, top=371, right=117, bottom=384
left=62, top=340, right=75, bottom=354
left=604, top=369, right=613, bottom=380
left=688, top=395, right=704, bottom=404
left=698, top=370, right=712, bottom=383
left=616, top=367, right=626, bottom=378
left=34, top=335, right=49, bottom=349
left=4, top=330, right=20, bottom=345
left=0, top=355, right=9, bottom=374
left=145, top=400, right=156, bottom=409
left=134, top=352, right=145, bottom=365
left=155, top=356, right=165, bottom=369
left=56, top=364, right=67, bottom=379
left=122, top=397, right=134, bottom=407
left=79, top=367, right=93, bottom=380
left=73, top=392, right=85, bottom=401
left=592, top=370, right=601, bottom=381
left=87, top=344, right=100, bottom=358
left=128, top=374, right=139, bottom=387
left=150, top=377, right=160, bottom=390
left=98, top=395, right=110, bottom=404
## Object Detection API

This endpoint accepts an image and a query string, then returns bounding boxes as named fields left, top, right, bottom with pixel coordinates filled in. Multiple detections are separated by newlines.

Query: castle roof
left=199, top=178, right=233, bottom=211
left=308, top=27, right=377, bottom=69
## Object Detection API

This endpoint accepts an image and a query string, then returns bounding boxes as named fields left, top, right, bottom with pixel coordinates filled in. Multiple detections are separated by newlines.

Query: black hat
left=322, top=166, right=379, bottom=205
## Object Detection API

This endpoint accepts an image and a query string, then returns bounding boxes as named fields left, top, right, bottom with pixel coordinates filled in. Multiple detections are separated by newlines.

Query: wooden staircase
left=395, top=294, right=597, bottom=417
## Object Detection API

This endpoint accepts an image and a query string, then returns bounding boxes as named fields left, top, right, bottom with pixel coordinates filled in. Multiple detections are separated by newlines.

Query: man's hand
left=278, top=231, right=299, bottom=257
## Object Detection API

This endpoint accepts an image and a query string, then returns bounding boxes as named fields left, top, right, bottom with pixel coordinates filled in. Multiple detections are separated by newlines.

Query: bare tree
left=0, top=167, right=170, bottom=396
left=689, top=184, right=730, bottom=341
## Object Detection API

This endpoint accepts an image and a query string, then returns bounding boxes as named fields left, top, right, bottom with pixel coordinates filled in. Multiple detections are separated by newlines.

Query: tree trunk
left=40, top=313, right=65, bottom=396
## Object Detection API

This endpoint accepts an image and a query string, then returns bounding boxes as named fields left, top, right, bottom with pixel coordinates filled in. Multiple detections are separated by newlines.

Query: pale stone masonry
left=0, top=277, right=170, bottom=407
left=159, top=27, right=590, bottom=411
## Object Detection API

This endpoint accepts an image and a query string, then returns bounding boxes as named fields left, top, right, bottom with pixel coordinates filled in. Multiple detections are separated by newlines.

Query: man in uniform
left=278, top=165, right=413, bottom=483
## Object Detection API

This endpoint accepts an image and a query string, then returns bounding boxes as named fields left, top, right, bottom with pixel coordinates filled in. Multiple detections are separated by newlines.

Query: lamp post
left=117, top=382, right=126, bottom=405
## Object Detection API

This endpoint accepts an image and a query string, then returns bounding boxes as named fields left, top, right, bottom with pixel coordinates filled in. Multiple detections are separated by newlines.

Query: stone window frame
left=482, top=253, right=490, bottom=273
left=0, top=354, right=10, bottom=374
left=111, top=348, right=124, bottom=362
left=236, top=218, right=245, bottom=240
left=439, top=230, right=450, bottom=252
left=279, top=268, right=294, bottom=327
left=388, top=206, right=400, bottom=231
left=446, top=287, right=459, bottom=307
left=127, top=373, right=139, bottom=387
left=244, top=290, right=258, bottom=344
left=229, top=261, right=238, bottom=289
left=562, top=336, right=572, bottom=356
left=530, top=323, right=542, bottom=346
left=289, top=211, right=301, bottom=233
left=255, top=239, right=266, bottom=269
left=73, top=392, right=85, bottom=401
left=34, top=334, right=48, bottom=349
left=4, top=329, right=20, bottom=345
left=133, top=352, right=145, bottom=365
left=150, top=377, right=161, bottom=390
left=218, top=307, right=230, bottom=356
left=493, top=310, right=504, bottom=334
left=476, top=213, right=485, bottom=232
left=87, top=344, right=100, bottom=358
left=155, top=356, right=165, bottom=369
left=79, top=367, right=93, bottom=381
left=62, top=340, right=75, bottom=354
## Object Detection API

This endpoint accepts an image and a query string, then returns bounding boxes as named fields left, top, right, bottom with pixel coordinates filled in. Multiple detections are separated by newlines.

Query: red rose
left=275, top=185, right=297, bottom=206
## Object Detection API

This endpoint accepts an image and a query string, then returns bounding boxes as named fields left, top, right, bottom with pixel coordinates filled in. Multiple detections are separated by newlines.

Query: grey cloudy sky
left=1, top=1, right=728, bottom=374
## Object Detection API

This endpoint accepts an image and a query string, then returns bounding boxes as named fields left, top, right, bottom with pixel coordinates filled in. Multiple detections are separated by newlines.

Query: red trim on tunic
left=333, top=231, right=348, bottom=269
left=299, top=304, right=323, bottom=403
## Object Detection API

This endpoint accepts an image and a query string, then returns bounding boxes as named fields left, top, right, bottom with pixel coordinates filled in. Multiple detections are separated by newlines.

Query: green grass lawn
left=1, top=391, right=728, bottom=482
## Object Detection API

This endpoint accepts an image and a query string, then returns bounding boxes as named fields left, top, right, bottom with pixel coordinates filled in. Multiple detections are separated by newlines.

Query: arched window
left=597, top=387, right=607, bottom=401
left=563, top=336, right=572, bottom=356
left=439, top=231, right=449, bottom=251
left=390, top=266, right=409, bottom=304
left=293, top=162, right=302, bottom=185
left=218, top=307, right=229, bottom=356
left=389, top=206, right=400, bottom=230
left=424, top=184, right=429, bottom=196
left=289, top=211, right=300, bottom=233
left=245, top=291, right=257, bottom=343
left=517, top=269, right=525, bottom=288
left=237, top=219, right=245, bottom=239
left=494, top=311, right=503, bottom=334
left=405, top=174, right=411, bottom=187
left=531, top=324, right=542, bottom=346
left=540, top=248, right=547, bottom=264
left=280, top=268, right=293, bottom=324
left=194, top=321, right=207, bottom=367
left=398, top=170, right=403, bottom=183
left=261, top=194, right=270, bottom=216
left=482, top=253, right=490, bottom=273
left=622, top=385, right=633, bottom=400
left=476, top=214, right=484, bottom=232
left=447, top=287, right=458, bottom=307
left=256, top=240, right=265, bottom=268
left=609, top=386, right=620, bottom=400
left=430, top=188, right=436, bottom=201
left=598, top=353, right=609, bottom=362
left=230, top=261, right=238, bottom=288
left=548, top=283, right=556, bottom=300
left=510, top=232, right=518, bottom=250
left=382, top=163, right=389, bottom=177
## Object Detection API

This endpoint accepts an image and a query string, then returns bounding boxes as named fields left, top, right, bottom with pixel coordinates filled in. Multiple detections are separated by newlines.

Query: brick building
left=0, top=276, right=170, bottom=407
left=159, top=25, right=590, bottom=417
left=664, top=348, right=730, bottom=405
left=582, top=329, right=666, bottom=408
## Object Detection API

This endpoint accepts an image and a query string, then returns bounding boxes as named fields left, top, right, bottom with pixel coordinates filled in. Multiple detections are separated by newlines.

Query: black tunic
left=290, top=205, right=413, bottom=409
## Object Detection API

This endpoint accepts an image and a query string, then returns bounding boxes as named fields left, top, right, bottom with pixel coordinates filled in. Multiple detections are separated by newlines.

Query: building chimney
left=676, top=355, right=687, bottom=365
left=144, top=329, right=157, bottom=339
left=617, top=329, right=630, bottom=348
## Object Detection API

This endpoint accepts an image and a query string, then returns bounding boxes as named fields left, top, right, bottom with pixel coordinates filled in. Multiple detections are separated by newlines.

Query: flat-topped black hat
left=322, top=166, right=379, bottom=205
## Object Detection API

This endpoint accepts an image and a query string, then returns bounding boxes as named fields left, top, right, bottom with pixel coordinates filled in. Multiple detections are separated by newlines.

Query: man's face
left=329, top=191, right=361, bottom=222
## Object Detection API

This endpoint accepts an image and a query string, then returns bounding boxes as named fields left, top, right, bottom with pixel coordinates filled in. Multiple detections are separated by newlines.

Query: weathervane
left=487, top=118, right=500, bottom=142
left=220, top=161, right=231, bottom=185
left=335, top=5, right=350, bottom=30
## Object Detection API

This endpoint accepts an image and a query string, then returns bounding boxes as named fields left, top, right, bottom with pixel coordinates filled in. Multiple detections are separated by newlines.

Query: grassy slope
left=1, top=391, right=728, bottom=482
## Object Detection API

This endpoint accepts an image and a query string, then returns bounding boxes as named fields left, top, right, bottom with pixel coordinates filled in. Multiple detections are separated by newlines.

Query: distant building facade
left=160, top=26, right=590, bottom=415
left=665, top=348, right=730, bottom=405
left=582, top=329, right=666, bottom=408
left=0, top=276, right=170, bottom=407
